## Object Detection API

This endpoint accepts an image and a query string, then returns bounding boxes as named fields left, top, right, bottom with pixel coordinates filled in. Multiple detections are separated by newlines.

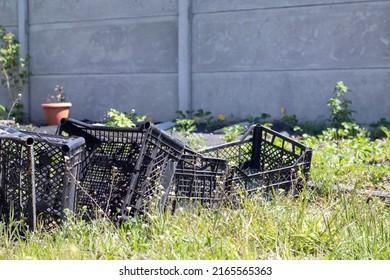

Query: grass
left=304, top=134, right=390, bottom=193
left=1, top=134, right=390, bottom=260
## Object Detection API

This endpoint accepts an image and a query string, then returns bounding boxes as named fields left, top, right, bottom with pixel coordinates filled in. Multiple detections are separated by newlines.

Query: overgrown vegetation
left=1, top=164, right=390, bottom=260
left=172, top=118, right=206, bottom=150
left=167, top=81, right=387, bottom=144
left=1, top=81, right=390, bottom=260
left=2, top=124, right=390, bottom=260
left=0, top=26, right=30, bottom=123
left=175, top=109, right=225, bottom=132
left=370, top=118, right=390, bottom=139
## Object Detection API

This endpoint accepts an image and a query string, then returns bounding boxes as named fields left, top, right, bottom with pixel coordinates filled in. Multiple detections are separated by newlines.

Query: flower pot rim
left=41, top=102, right=72, bottom=108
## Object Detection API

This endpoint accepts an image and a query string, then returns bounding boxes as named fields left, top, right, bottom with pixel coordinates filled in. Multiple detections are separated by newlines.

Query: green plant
left=171, top=118, right=206, bottom=149
left=194, top=108, right=222, bottom=132
left=187, top=134, right=206, bottom=151
left=2, top=182, right=390, bottom=260
left=176, top=108, right=222, bottom=132
left=174, top=118, right=196, bottom=137
left=280, top=114, right=299, bottom=128
left=106, top=108, right=146, bottom=128
left=221, top=124, right=245, bottom=142
left=193, top=109, right=212, bottom=124
left=279, top=113, right=304, bottom=133
left=175, top=110, right=193, bottom=120
left=327, top=81, right=354, bottom=128
left=0, top=26, right=30, bottom=121
left=0, top=102, right=26, bottom=123
left=370, top=118, right=390, bottom=139
left=9, top=103, right=26, bottom=123
left=205, top=118, right=225, bottom=132
left=1, top=129, right=390, bottom=260
left=0, top=104, right=7, bottom=119
left=299, top=120, right=328, bottom=136
left=380, top=126, right=390, bottom=138
left=320, top=122, right=369, bottom=141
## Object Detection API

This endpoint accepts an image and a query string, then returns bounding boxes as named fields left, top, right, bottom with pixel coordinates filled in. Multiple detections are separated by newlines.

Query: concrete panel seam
left=29, top=14, right=178, bottom=28
left=193, top=0, right=389, bottom=15
left=0, top=24, right=18, bottom=28
left=192, top=67, right=390, bottom=74
left=30, top=72, right=179, bottom=78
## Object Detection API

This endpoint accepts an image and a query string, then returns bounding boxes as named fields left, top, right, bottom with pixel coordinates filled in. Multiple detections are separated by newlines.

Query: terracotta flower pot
left=41, top=102, right=72, bottom=126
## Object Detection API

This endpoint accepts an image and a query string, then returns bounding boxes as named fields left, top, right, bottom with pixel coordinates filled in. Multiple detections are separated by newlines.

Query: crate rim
left=59, top=118, right=149, bottom=133
left=200, top=124, right=312, bottom=154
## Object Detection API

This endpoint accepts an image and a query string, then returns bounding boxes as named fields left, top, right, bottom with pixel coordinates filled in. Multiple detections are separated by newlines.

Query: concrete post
left=178, top=0, right=192, bottom=114
left=18, top=0, right=30, bottom=118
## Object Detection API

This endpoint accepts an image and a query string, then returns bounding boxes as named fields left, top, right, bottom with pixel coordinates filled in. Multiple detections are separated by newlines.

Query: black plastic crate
left=171, top=148, right=229, bottom=209
left=120, top=124, right=188, bottom=218
left=201, top=125, right=312, bottom=194
left=0, top=129, right=85, bottom=230
left=58, top=119, right=185, bottom=220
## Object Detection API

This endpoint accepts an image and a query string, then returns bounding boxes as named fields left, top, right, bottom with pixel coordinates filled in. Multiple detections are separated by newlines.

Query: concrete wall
left=0, top=0, right=17, bottom=26
left=0, top=0, right=389, bottom=125
left=28, top=0, right=178, bottom=123
left=192, top=0, right=390, bottom=123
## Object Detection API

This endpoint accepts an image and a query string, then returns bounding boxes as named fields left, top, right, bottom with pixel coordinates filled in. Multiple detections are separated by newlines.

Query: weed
left=2, top=81, right=390, bottom=259
left=0, top=102, right=27, bottom=123
left=327, top=81, right=354, bottom=128
left=106, top=109, right=146, bottom=128
left=172, top=118, right=205, bottom=150
left=320, top=122, right=369, bottom=141
left=187, top=134, right=206, bottom=151
left=2, top=183, right=390, bottom=259
left=222, top=125, right=245, bottom=142
left=193, top=109, right=212, bottom=124
left=173, top=118, right=196, bottom=137
left=206, top=118, right=225, bottom=132
left=0, top=26, right=30, bottom=122
left=298, top=120, right=328, bottom=136
left=370, top=117, right=390, bottom=139
left=175, top=109, right=224, bottom=132
left=175, top=110, right=193, bottom=120
left=381, top=127, right=390, bottom=138
left=280, top=114, right=299, bottom=128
